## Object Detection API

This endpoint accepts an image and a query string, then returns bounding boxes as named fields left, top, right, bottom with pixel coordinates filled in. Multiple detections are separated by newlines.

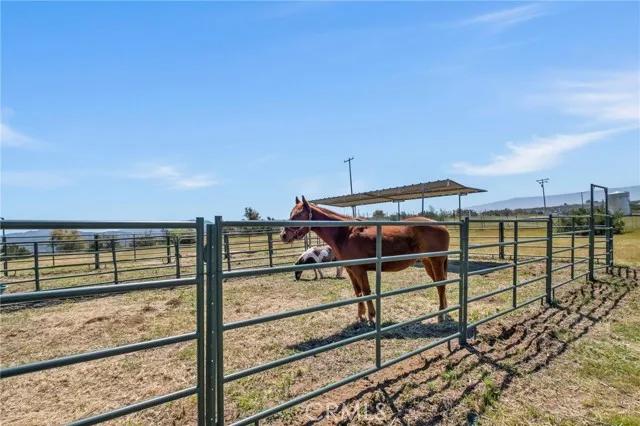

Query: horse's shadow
left=288, top=319, right=458, bottom=352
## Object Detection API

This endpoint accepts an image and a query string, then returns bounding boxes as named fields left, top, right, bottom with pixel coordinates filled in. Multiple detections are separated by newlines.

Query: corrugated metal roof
left=310, top=179, right=486, bottom=207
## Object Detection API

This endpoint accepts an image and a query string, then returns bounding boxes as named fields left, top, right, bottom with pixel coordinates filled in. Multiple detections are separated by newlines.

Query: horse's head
left=280, top=196, right=313, bottom=243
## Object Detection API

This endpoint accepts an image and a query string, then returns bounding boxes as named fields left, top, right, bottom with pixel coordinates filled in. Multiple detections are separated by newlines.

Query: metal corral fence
left=0, top=215, right=609, bottom=292
left=0, top=219, right=207, bottom=425
left=0, top=184, right=617, bottom=425
left=0, top=225, right=322, bottom=293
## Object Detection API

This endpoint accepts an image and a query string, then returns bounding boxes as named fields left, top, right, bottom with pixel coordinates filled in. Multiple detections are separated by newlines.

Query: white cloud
left=129, top=164, right=217, bottom=190
left=0, top=122, right=38, bottom=148
left=2, top=171, right=71, bottom=189
left=456, top=4, right=546, bottom=30
left=533, top=71, right=640, bottom=123
left=452, top=127, right=633, bottom=176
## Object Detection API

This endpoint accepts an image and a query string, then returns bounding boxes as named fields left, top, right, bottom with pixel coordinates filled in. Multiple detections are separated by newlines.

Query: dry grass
left=0, top=257, right=595, bottom=425
left=0, top=228, right=636, bottom=425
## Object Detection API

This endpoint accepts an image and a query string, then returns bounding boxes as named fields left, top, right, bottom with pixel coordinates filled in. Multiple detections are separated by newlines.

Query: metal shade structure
left=310, top=179, right=486, bottom=217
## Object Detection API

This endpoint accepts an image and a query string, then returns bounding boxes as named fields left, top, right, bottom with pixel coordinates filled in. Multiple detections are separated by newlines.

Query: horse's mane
left=311, top=203, right=362, bottom=221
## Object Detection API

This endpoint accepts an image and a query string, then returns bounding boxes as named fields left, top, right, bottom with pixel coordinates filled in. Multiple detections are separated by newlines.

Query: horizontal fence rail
left=0, top=218, right=206, bottom=426
left=0, top=184, right=618, bottom=425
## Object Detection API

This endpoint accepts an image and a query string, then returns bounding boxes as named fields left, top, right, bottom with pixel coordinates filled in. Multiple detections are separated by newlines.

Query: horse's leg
left=357, top=269, right=376, bottom=324
left=318, top=267, right=324, bottom=279
left=427, top=256, right=449, bottom=323
left=345, top=267, right=366, bottom=322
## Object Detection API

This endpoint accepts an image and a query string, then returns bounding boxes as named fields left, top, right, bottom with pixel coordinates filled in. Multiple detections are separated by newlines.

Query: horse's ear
left=295, top=196, right=300, bottom=204
left=301, top=195, right=310, bottom=208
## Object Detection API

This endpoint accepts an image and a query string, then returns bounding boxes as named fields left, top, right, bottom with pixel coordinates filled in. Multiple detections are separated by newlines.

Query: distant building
left=609, top=192, right=631, bottom=215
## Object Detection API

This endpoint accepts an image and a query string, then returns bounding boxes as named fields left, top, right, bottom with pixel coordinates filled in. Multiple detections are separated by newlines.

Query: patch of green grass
left=600, top=413, right=640, bottom=426
left=575, top=341, right=640, bottom=391
left=481, top=377, right=500, bottom=409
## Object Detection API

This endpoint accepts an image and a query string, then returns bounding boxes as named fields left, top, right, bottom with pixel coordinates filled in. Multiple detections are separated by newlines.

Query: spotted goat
left=294, top=245, right=344, bottom=280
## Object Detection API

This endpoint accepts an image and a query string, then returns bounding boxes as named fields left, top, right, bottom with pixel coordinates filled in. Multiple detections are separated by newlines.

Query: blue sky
left=1, top=1, right=639, bottom=220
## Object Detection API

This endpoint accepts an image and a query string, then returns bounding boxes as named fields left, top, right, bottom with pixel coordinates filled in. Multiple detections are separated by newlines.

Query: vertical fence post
left=458, top=217, right=469, bottom=346
left=50, top=238, right=56, bottom=267
left=267, top=233, right=274, bottom=268
left=94, top=234, right=100, bottom=270
left=205, top=222, right=216, bottom=426
left=224, top=233, right=231, bottom=271
left=111, top=239, right=119, bottom=284
left=194, top=218, right=205, bottom=426
left=589, top=184, right=595, bottom=281
left=166, top=234, right=172, bottom=264
left=175, top=239, right=181, bottom=278
left=132, top=234, right=137, bottom=262
left=34, top=242, right=40, bottom=291
left=498, top=221, right=505, bottom=260
left=2, top=232, right=7, bottom=277
left=512, top=221, right=518, bottom=308
left=214, top=216, right=225, bottom=426
left=604, top=186, right=612, bottom=273
left=570, top=217, right=575, bottom=280
left=375, top=224, right=382, bottom=368
left=545, top=215, right=553, bottom=304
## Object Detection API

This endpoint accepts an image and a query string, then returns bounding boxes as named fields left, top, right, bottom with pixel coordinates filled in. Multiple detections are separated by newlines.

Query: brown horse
left=281, top=196, right=450, bottom=323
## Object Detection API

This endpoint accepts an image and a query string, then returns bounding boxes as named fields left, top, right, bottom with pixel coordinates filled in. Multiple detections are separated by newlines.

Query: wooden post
left=111, top=239, right=118, bottom=284
left=175, top=239, right=181, bottom=278
left=267, top=233, right=274, bottom=267
left=224, top=234, right=231, bottom=271
left=34, top=242, right=40, bottom=291
left=94, top=234, right=100, bottom=269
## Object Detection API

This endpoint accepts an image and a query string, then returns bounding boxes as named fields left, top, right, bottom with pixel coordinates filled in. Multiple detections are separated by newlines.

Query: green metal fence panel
left=1, top=192, right=617, bottom=425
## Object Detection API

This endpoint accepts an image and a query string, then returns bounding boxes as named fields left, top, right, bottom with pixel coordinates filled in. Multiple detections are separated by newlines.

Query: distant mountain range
left=469, top=186, right=640, bottom=212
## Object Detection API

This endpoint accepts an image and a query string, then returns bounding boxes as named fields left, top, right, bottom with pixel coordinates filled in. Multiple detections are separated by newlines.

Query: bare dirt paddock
left=1, top=264, right=637, bottom=425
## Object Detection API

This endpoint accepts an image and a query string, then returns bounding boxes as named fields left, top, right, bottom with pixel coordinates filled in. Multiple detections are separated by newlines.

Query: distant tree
left=50, top=229, right=87, bottom=252
left=371, top=210, right=387, bottom=219
left=5, top=245, right=31, bottom=257
left=244, top=207, right=261, bottom=221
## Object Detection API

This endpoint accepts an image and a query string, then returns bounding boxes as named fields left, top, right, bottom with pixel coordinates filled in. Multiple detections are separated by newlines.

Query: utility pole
left=536, top=178, right=550, bottom=214
left=344, top=157, right=356, bottom=217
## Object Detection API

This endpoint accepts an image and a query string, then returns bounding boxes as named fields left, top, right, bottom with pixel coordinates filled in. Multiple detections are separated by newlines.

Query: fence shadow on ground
left=301, top=275, right=637, bottom=425
left=289, top=320, right=459, bottom=353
